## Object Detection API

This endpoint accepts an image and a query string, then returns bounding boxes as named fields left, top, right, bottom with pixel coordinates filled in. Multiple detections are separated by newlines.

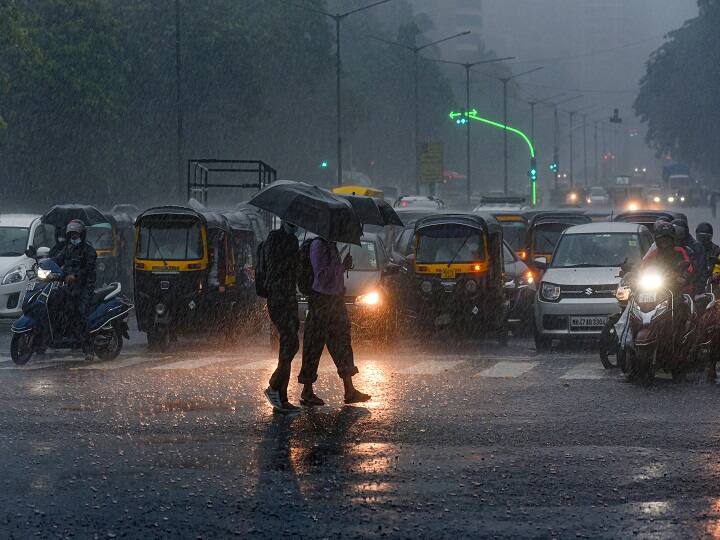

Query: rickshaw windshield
left=499, top=221, right=526, bottom=250
left=137, top=218, right=203, bottom=260
left=532, top=223, right=570, bottom=255
left=86, top=223, right=113, bottom=251
left=416, top=225, right=485, bottom=264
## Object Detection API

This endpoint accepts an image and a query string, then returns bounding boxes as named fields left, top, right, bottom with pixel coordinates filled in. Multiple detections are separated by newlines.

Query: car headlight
left=651, top=299, right=669, bottom=320
left=668, top=196, right=675, bottom=203
left=420, top=280, right=432, bottom=294
left=2, top=266, right=26, bottom=285
left=639, top=272, right=663, bottom=291
left=680, top=196, right=686, bottom=202
left=586, top=198, right=592, bottom=205
left=616, top=285, right=631, bottom=302
left=653, top=196, right=661, bottom=203
left=465, top=280, right=478, bottom=294
left=356, top=291, right=381, bottom=306
left=540, top=282, right=560, bottom=302
left=36, top=267, right=51, bottom=280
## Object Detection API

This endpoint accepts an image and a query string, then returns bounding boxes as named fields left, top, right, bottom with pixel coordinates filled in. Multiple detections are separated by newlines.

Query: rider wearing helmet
left=696, top=222, right=720, bottom=279
left=53, top=220, right=97, bottom=359
left=671, top=218, right=705, bottom=292
left=641, top=220, right=693, bottom=292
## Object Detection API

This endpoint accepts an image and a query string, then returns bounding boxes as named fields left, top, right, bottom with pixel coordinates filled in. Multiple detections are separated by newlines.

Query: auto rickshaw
left=406, top=213, right=508, bottom=342
left=525, top=211, right=592, bottom=269
left=489, top=212, right=530, bottom=259
left=613, top=210, right=687, bottom=230
left=133, top=206, right=238, bottom=350
left=331, top=185, right=384, bottom=198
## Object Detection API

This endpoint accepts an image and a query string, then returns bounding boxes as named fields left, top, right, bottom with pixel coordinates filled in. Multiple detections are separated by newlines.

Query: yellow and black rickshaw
left=489, top=211, right=530, bottom=260
left=133, top=206, right=237, bottom=350
left=407, top=213, right=508, bottom=342
left=525, top=211, right=592, bottom=270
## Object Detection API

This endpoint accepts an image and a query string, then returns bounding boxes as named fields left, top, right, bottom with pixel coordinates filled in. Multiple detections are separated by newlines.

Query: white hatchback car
left=0, top=214, right=56, bottom=319
left=534, top=222, right=653, bottom=349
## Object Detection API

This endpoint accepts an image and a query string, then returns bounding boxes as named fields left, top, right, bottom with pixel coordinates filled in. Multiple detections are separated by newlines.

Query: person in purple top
left=298, top=237, right=371, bottom=406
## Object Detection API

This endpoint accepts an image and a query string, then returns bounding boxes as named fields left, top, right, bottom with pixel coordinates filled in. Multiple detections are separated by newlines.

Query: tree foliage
left=634, top=0, right=720, bottom=177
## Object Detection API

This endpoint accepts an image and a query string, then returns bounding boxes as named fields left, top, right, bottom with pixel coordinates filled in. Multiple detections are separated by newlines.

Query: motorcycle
left=598, top=268, right=632, bottom=371
left=625, top=267, right=699, bottom=382
left=10, top=257, right=133, bottom=365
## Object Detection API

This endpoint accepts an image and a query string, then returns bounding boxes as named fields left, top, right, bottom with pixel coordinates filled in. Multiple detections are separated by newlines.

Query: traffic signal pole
left=466, top=65, right=472, bottom=205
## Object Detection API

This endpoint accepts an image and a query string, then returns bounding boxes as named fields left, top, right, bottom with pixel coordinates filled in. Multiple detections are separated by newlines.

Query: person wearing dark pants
left=263, top=222, right=301, bottom=413
left=298, top=237, right=370, bottom=406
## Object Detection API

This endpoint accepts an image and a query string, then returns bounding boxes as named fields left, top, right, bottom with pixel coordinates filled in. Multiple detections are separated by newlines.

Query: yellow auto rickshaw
left=407, top=213, right=508, bottom=342
left=525, top=211, right=592, bottom=270
left=133, top=206, right=237, bottom=350
left=331, top=185, right=384, bottom=198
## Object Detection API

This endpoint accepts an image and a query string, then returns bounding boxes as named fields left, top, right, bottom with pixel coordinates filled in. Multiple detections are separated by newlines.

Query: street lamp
left=285, top=0, right=394, bottom=186
left=367, top=31, right=472, bottom=194
left=428, top=56, right=515, bottom=203
left=497, top=67, right=543, bottom=194
left=174, top=0, right=183, bottom=199
left=546, top=94, right=582, bottom=189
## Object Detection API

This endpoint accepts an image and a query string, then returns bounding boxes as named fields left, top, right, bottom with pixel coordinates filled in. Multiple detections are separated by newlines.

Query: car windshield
left=499, top=221, right=527, bottom=250
left=338, top=240, right=379, bottom=271
left=416, top=225, right=484, bottom=264
left=552, top=233, right=643, bottom=268
left=590, top=188, right=606, bottom=196
left=86, top=223, right=114, bottom=250
left=532, top=223, right=571, bottom=255
left=137, top=218, right=203, bottom=260
left=0, top=226, right=29, bottom=257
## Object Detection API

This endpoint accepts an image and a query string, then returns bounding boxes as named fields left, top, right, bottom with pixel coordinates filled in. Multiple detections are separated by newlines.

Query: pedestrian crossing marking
left=477, top=361, right=538, bottom=378
left=560, top=362, right=612, bottom=380
left=397, top=360, right=465, bottom=375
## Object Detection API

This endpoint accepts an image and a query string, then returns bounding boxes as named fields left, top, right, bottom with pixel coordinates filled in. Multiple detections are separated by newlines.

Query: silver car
left=534, top=222, right=653, bottom=350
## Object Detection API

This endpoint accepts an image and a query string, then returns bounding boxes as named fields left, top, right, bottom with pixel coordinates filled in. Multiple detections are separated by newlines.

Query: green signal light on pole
left=450, top=110, right=535, bottom=158
left=320, top=160, right=329, bottom=169
left=549, top=162, right=558, bottom=173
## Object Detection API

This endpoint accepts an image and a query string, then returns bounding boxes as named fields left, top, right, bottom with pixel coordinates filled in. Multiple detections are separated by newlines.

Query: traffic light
left=320, top=160, right=329, bottom=169
left=549, top=161, right=558, bottom=174
left=610, top=108, right=622, bottom=124
left=528, top=158, right=537, bottom=182
left=456, top=116, right=468, bottom=126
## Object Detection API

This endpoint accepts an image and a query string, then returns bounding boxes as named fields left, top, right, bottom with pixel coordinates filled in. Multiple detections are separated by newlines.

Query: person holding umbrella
left=249, top=181, right=371, bottom=406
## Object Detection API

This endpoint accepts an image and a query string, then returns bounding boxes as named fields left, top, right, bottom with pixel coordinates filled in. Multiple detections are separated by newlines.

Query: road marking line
left=397, top=360, right=465, bottom=375
left=73, top=355, right=165, bottom=370
left=0, top=358, right=80, bottom=370
left=560, top=362, right=612, bottom=380
left=148, top=356, right=237, bottom=370
left=477, top=361, right=538, bottom=378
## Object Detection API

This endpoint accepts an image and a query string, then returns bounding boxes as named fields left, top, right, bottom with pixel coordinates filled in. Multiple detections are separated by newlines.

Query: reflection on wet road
left=1, top=326, right=720, bottom=537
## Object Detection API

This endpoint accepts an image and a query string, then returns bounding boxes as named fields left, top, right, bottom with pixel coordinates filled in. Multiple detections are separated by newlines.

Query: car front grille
left=559, top=284, right=616, bottom=299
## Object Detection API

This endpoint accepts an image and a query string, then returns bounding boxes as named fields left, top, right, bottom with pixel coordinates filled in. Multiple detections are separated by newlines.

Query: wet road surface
left=2, top=324, right=720, bottom=539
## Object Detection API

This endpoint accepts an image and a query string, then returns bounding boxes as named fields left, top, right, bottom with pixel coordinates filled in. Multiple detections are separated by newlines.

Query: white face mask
left=70, top=238, right=81, bottom=246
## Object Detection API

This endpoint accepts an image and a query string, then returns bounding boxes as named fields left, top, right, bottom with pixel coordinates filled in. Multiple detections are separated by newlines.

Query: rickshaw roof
left=613, top=210, right=687, bottom=224
left=137, top=205, right=230, bottom=230
left=489, top=211, right=529, bottom=223
left=221, top=209, right=255, bottom=232
left=527, top=210, right=592, bottom=227
left=415, top=212, right=501, bottom=234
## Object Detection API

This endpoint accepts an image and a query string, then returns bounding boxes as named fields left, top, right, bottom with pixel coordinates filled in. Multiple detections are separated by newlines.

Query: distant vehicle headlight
left=420, top=280, right=432, bottom=294
left=680, top=196, right=686, bottom=202
left=668, top=196, right=675, bottom=203
left=356, top=291, right=381, bottom=306
left=653, top=196, right=661, bottom=203
left=540, top=282, right=560, bottom=302
left=2, top=266, right=26, bottom=285
left=586, top=198, right=592, bottom=205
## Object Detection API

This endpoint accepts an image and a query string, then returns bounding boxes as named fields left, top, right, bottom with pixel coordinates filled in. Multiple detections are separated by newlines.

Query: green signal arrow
left=463, top=110, right=535, bottom=158
left=449, top=111, right=462, bottom=120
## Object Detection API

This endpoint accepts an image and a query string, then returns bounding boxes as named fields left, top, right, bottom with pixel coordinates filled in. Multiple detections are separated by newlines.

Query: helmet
left=653, top=221, right=674, bottom=240
left=66, top=219, right=86, bottom=238
left=696, top=222, right=714, bottom=236
left=670, top=218, right=688, bottom=241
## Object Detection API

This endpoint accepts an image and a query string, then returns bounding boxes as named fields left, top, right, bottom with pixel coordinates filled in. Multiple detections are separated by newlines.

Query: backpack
left=254, top=241, right=269, bottom=298
left=297, top=238, right=316, bottom=296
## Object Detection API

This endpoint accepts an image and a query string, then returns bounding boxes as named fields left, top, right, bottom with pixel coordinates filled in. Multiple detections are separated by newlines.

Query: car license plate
left=637, top=292, right=657, bottom=303
left=441, top=268, right=455, bottom=279
left=570, top=316, right=606, bottom=328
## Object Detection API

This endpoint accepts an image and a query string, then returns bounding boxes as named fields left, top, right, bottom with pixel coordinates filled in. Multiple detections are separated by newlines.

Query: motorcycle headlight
left=651, top=299, right=669, bottom=320
left=420, top=280, right=432, bottom=294
left=155, top=303, right=167, bottom=315
left=356, top=291, right=381, bottom=306
left=519, top=270, right=534, bottom=286
left=36, top=267, right=51, bottom=280
left=680, top=196, right=686, bottom=202
left=616, top=286, right=631, bottom=302
left=2, top=266, right=26, bottom=285
left=465, top=280, right=478, bottom=294
left=540, top=282, right=560, bottom=302
left=639, top=272, right=663, bottom=291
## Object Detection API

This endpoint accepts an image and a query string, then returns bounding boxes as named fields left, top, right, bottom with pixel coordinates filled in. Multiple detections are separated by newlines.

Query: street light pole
left=174, top=0, right=184, bottom=200
left=583, top=114, right=588, bottom=187
left=498, top=66, right=543, bottom=195
left=594, top=120, right=599, bottom=185
left=569, top=110, right=575, bottom=187
left=286, top=0, right=394, bottom=186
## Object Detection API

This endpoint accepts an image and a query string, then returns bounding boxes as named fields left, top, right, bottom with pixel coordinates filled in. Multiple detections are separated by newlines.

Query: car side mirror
left=37, top=246, right=50, bottom=259
left=25, top=246, right=36, bottom=258
left=533, top=256, right=548, bottom=270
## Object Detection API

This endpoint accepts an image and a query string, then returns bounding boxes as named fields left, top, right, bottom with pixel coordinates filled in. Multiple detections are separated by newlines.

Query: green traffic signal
left=320, top=160, right=329, bottom=168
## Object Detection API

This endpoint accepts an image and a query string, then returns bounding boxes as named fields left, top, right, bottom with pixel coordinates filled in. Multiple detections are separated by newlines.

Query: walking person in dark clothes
left=263, top=221, right=301, bottom=413
left=298, top=237, right=371, bottom=406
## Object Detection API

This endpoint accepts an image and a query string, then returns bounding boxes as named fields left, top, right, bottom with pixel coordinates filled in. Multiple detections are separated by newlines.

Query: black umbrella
left=41, top=204, right=108, bottom=228
left=338, top=195, right=404, bottom=227
left=374, top=198, right=404, bottom=227
left=248, top=181, right=362, bottom=244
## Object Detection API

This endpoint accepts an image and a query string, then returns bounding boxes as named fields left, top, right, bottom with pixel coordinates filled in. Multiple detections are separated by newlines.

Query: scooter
left=10, top=256, right=133, bottom=365
left=599, top=267, right=633, bottom=371
left=625, top=268, right=699, bottom=383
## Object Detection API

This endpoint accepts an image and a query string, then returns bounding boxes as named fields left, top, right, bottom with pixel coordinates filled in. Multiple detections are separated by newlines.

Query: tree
left=634, top=0, right=720, bottom=178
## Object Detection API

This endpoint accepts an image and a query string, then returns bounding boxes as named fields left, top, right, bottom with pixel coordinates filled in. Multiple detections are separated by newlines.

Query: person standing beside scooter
left=54, top=220, right=97, bottom=360
left=696, top=223, right=720, bottom=280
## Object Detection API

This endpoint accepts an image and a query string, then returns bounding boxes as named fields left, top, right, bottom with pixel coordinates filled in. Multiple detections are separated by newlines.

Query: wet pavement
left=2, top=323, right=720, bottom=538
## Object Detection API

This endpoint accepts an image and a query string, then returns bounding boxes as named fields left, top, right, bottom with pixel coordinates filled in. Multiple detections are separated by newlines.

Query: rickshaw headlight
left=155, top=303, right=167, bottom=315
left=465, top=280, right=478, bottom=294
left=420, top=280, right=432, bottom=294
left=356, top=291, right=381, bottom=306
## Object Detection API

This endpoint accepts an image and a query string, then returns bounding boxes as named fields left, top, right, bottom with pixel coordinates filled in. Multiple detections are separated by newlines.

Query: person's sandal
left=300, top=393, right=325, bottom=407
left=344, top=390, right=371, bottom=404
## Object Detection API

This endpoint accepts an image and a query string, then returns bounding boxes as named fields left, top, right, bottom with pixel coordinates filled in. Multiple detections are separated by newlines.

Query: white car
left=585, top=186, right=610, bottom=206
left=0, top=214, right=55, bottom=319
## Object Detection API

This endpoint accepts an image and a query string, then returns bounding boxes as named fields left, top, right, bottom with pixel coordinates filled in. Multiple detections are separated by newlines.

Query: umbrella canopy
left=339, top=195, right=404, bottom=227
left=41, top=204, right=109, bottom=228
left=248, top=181, right=362, bottom=244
